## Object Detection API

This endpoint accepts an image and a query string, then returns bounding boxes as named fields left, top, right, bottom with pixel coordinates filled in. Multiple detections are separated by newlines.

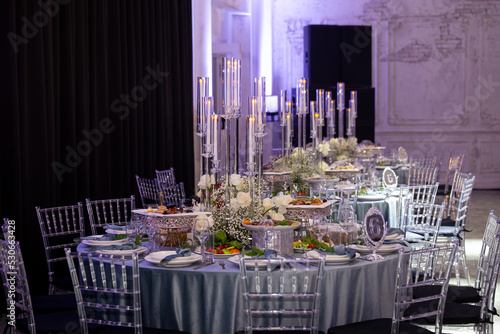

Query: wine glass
left=259, top=219, right=275, bottom=250
left=145, top=221, right=158, bottom=253
left=312, top=218, right=328, bottom=244
left=193, top=218, right=210, bottom=262
left=338, top=205, right=356, bottom=246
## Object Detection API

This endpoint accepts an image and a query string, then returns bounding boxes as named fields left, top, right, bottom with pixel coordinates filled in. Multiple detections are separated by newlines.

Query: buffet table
left=77, top=244, right=402, bottom=334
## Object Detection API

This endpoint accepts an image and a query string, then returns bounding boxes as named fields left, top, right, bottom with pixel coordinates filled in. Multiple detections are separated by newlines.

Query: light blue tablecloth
left=138, top=252, right=401, bottom=334
left=77, top=241, right=403, bottom=334
left=356, top=195, right=401, bottom=228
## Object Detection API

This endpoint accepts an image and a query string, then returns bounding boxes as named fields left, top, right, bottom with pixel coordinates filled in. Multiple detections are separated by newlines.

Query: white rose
left=269, top=210, right=285, bottom=221
left=230, top=174, right=244, bottom=190
left=263, top=198, right=274, bottom=211
left=197, top=174, right=214, bottom=190
left=230, top=192, right=252, bottom=209
left=194, top=214, right=211, bottom=229
left=317, top=142, right=330, bottom=157
left=273, top=193, right=293, bottom=214
left=318, top=161, right=329, bottom=171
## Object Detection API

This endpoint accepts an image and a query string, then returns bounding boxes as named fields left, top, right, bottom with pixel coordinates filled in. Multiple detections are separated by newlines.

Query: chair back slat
left=0, top=239, right=36, bottom=332
left=447, top=171, right=475, bottom=231
left=66, top=250, right=143, bottom=333
left=403, top=201, right=445, bottom=248
left=408, top=166, right=438, bottom=186
left=135, top=175, right=160, bottom=208
left=393, top=244, right=457, bottom=333
left=239, top=256, right=325, bottom=333
left=86, top=197, right=136, bottom=235
left=37, top=203, right=85, bottom=291
left=398, top=183, right=438, bottom=229
left=443, top=151, right=466, bottom=195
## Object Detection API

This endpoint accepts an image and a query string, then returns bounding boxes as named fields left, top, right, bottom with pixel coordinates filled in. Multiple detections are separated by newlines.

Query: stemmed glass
left=193, top=218, right=211, bottom=262
left=145, top=221, right=158, bottom=253
left=312, top=218, right=328, bottom=244
left=338, top=205, right=356, bottom=246
left=259, top=218, right=275, bottom=250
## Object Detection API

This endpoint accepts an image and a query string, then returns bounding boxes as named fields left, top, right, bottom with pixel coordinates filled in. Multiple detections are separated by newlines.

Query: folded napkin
left=75, top=234, right=117, bottom=243
left=255, top=249, right=278, bottom=259
left=384, top=239, right=411, bottom=248
left=103, top=224, right=127, bottom=231
left=87, top=242, right=138, bottom=251
left=387, top=228, right=404, bottom=236
left=311, top=245, right=357, bottom=261
left=161, top=248, right=192, bottom=264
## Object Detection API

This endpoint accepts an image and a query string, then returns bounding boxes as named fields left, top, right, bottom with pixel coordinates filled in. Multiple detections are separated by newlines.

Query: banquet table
left=78, top=244, right=402, bottom=334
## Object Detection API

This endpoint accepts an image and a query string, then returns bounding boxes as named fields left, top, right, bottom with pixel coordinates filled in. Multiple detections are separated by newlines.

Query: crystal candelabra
left=337, top=82, right=345, bottom=138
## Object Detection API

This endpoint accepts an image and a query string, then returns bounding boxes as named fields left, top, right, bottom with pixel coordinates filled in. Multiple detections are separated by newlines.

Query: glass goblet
left=259, top=218, right=275, bottom=250
left=193, top=218, right=210, bottom=261
left=312, top=218, right=328, bottom=244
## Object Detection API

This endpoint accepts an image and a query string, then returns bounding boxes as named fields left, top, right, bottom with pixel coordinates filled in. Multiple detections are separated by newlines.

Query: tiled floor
left=1, top=190, right=499, bottom=332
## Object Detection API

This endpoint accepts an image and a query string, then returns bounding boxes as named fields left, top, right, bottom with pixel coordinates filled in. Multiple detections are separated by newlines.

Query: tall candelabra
left=296, top=78, right=308, bottom=148
left=347, top=90, right=357, bottom=138
left=325, top=91, right=335, bottom=140
left=222, top=57, right=242, bottom=203
left=337, top=82, right=345, bottom=138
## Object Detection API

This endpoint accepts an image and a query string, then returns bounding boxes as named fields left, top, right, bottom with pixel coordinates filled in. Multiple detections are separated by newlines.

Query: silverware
left=193, top=260, right=214, bottom=270
left=219, top=261, right=226, bottom=270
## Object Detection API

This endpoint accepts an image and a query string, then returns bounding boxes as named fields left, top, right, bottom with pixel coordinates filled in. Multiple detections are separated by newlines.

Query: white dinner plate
left=214, top=253, right=237, bottom=259
left=242, top=222, right=301, bottom=232
left=144, top=251, right=202, bottom=267
left=303, top=251, right=360, bottom=265
left=132, top=209, right=211, bottom=218
left=96, top=246, right=148, bottom=256
left=104, top=228, right=131, bottom=235
left=81, top=235, right=129, bottom=246
left=228, top=255, right=282, bottom=269
left=286, top=200, right=336, bottom=210
left=385, top=233, right=403, bottom=240
left=349, top=244, right=401, bottom=255
left=357, top=194, right=386, bottom=202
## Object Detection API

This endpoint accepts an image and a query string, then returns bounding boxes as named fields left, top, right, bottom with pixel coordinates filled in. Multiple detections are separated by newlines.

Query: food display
left=154, top=206, right=193, bottom=215
left=243, top=220, right=299, bottom=226
left=211, top=230, right=242, bottom=255
left=289, top=198, right=326, bottom=205
left=331, top=164, right=357, bottom=170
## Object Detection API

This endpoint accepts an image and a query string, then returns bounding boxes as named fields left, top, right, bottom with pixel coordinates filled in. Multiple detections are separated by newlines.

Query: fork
left=219, top=261, right=226, bottom=270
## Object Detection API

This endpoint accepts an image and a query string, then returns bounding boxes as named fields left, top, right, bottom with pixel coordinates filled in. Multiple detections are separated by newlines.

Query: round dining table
left=75, top=245, right=403, bottom=334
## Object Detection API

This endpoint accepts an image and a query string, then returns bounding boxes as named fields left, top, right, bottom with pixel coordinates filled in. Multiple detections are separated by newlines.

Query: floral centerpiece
left=277, top=147, right=328, bottom=195
left=326, top=137, right=358, bottom=161
left=200, top=174, right=293, bottom=246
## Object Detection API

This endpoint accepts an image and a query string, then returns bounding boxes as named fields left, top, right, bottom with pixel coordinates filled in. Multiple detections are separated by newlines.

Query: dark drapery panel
left=0, top=0, right=194, bottom=293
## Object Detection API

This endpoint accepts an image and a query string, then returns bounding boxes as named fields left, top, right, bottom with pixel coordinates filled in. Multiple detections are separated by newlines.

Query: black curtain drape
left=0, top=0, right=194, bottom=294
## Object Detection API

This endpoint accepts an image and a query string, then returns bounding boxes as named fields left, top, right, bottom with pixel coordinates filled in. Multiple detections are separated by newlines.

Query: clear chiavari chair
left=438, top=151, right=466, bottom=198
left=36, top=203, right=85, bottom=294
left=328, top=187, right=358, bottom=222
left=155, top=168, right=177, bottom=187
left=86, top=196, right=136, bottom=235
left=412, top=211, right=500, bottom=307
left=65, top=250, right=189, bottom=334
left=397, top=183, right=439, bottom=229
left=402, top=200, right=445, bottom=249
left=328, top=244, right=458, bottom=334
left=407, top=165, right=438, bottom=186
left=438, top=171, right=475, bottom=285
left=156, top=169, right=186, bottom=208
left=238, top=256, right=326, bottom=334
left=0, top=239, right=81, bottom=334
left=135, top=175, right=160, bottom=209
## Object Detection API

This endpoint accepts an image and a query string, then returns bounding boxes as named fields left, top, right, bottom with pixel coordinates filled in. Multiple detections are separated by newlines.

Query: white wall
left=199, top=0, right=500, bottom=188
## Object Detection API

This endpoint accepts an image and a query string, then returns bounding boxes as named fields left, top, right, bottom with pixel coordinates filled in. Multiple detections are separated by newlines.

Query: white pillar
left=192, top=0, right=213, bottom=189
left=251, top=0, right=272, bottom=95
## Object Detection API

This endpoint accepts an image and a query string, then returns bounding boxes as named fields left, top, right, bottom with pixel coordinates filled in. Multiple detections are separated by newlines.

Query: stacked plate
left=144, top=251, right=202, bottom=267
left=349, top=244, right=401, bottom=255
left=81, top=235, right=147, bottom=256
left=228, top=255, right=281, bottom=269
left=304, top=250, right=359, bottom=265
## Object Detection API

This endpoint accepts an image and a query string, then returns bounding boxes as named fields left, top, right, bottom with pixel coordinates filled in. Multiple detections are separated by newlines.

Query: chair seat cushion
left=404, top=301, right=484, bottom=324
left=441, top=216, right=455, bottom=227
left=31, top=293, right=77, bottom=314
left=437, top=226, right=457, bottom=237
left=412, top=284, right=481, bottom=303
left=327, top=318, right=433, bottom=334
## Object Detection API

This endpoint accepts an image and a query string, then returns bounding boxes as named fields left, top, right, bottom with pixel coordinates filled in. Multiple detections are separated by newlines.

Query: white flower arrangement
left=278, top=147, right=324, bottom=194
left=316, top=142, right=330, bottom=157
left=327, top=137, right=358, bottom=160
left=198, top=174, right=215, bottom=190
